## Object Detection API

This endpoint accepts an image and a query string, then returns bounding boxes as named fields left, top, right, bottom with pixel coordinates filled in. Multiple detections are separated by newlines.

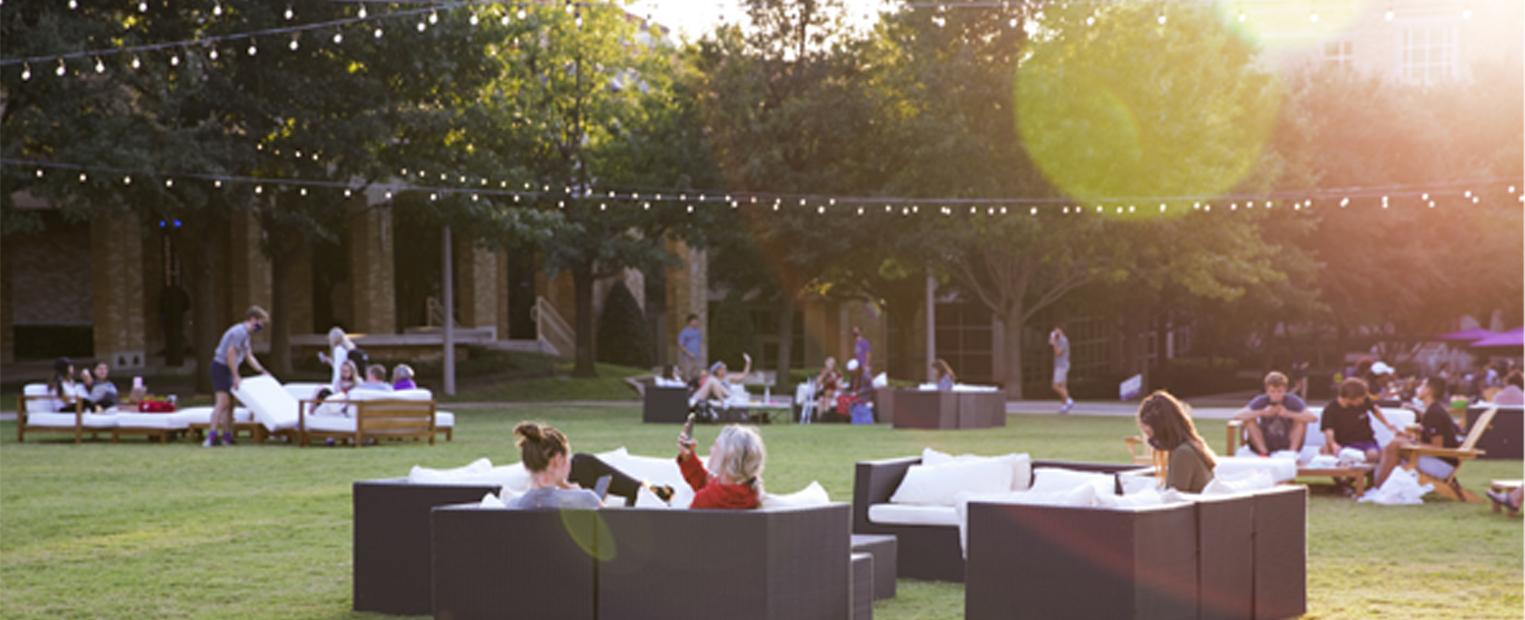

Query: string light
left=137, top=1, right=148, bottom=13
left=79, top=172, right=88, bottom=183
left=247, top=43, right=258, bottom=56
left=284, top=6, right=295, bottom=21
left=93, top=57, right=105, bottom=73
left=170, top=54, right=180, bottom=67
left=209, top=48, right=220, bottom=60
left=20, top=63, right=30, bottom=81
left=358, top=5, right=368, bottom=19
left=289, top=37, right=300, bottom=52
left=213, top=3, right=223, bottom=17
left=54, top=60, right=66, bottom=77
left=333, top=32, right=344, bottom=44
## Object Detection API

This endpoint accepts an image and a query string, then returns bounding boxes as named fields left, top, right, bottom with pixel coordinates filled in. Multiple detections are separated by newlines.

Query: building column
left=230, top=211, right=273, bottom=346
left=495, top=251, right=511, bottom=340
left=349, top=202, right=397, bottom=335
left=90, top=211, right=147, bottom=368
left=454, top=238, right=499, bottom=333
left=665, top=241, right=708, bottom=366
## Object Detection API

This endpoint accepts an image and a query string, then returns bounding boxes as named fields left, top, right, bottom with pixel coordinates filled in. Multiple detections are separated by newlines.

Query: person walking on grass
left=207, top=306, right=270, bottom=448
left=1050, top=325, right=1074, bottom=414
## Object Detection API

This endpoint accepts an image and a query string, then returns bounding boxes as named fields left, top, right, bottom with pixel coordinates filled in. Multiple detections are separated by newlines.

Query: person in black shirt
left=1374, top=377, right=1462, bottom=488
left=1320, top=378, right=1399, bottom=463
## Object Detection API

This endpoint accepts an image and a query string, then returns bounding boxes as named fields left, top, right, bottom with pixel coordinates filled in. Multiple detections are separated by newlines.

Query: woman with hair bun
left=1136, top=390, right=1217, bottom=493
left=677, top=424, right=766, bottom=509
left=510, top=421, right=676, bottom=508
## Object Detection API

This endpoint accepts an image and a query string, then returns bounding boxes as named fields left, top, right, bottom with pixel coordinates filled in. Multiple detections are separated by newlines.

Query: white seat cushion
left=234, top=375, right=301, bottom=432
left=922, top=448, right=1033, bottom=492
left=891, top=457, right=1016, bottom=506
left=1214, top=456, right=1298, bottom=483
left=867, top=503, right=960, bottom=527
left=436, top=411, right=455, bottom=428
left=82, top=414, right=117, bottom=429
left=113, top=413, right=190, bottom=430
left=168, top=407, right=253, bottom=426
left=1029, top=468, right=1116, bottom=495
left=761, top=482, right=831, bottom=509
left=283, top=382, right=329, bottom=402
left=24, top=413, right=81, bottom=428
left=306, top=415, right=358, bottom=433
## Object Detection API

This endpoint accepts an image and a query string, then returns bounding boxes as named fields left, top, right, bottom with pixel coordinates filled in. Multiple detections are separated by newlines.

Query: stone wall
left=348, top=202, right=397, bottom=335
left=89, top=210, right=147, bottom=368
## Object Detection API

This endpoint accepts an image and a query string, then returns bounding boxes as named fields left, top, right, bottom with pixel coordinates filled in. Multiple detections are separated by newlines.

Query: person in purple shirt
left=852, top=326, right=872, bottom=375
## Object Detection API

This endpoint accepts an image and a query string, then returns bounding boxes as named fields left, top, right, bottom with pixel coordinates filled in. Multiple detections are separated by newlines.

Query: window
left=1402, top=27, right=1456, bottom=85
left=1324, top=40, right=1353, bottom=69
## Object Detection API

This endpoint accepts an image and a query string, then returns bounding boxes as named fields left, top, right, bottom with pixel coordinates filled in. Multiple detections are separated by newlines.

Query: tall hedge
left=596, top=280, right=655, bottom=368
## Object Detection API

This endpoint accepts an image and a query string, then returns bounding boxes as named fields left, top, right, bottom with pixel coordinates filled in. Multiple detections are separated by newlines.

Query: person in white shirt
left=318, top=327, right=357, bottom=392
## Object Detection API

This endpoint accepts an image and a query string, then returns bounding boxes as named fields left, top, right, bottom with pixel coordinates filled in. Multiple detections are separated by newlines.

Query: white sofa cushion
left=921, top=448, right=1033, bottom=492
left=436, top=411, right=455, bottom=428
left=283, top=382, right=328, bottom=401
left=1028, top=468, right=1114, bottom=495
left=1203, top=469, right=1276, bottom=495
left=891, top=457, right=1014, bottom=506
left=234, top=374, right=301, bottom=432
left=1214, top=455, right=1298, bottom=483
left=22, top=383, right=69, bottom=413
left=867, top=503, right=961, bottom=527
left=761, top=481, right=831, bottom=509
left=409, top=458, right=495, bottom=484
left=23, top=413, right=82, bottom=428
left=306, top=416, right=358, bottom=433
left=168, top=407, right=253, bottom=425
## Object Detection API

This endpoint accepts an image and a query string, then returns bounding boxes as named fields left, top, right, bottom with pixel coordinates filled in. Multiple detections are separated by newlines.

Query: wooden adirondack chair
left=1399, top=407, right=1498, bottom=503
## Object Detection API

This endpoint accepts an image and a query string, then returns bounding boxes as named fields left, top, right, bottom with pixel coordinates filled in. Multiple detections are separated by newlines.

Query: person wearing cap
left=1232, top=371, right=1317, bottom=457
left=207, top=306, right=271, bottom=448
left=690, top=353, right=752, bottom=405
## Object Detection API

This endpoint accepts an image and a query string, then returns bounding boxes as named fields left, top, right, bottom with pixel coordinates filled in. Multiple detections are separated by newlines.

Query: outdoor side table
left=851, top=552, right=874, bottom=620
left=850, top=534, right=897, bottom=600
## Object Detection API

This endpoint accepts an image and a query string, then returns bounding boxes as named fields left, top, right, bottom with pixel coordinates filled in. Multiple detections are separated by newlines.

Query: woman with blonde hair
left=1136, top=390, right=1217, bottom=493
left=318, top=327, right=357, bottom=392
left=677, top=424, right=766, bottom=509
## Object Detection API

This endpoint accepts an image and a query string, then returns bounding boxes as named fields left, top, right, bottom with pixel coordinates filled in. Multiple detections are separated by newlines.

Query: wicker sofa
left=852, top=455, right=1147, bottom=582
left=430, top=502, right=853, bottom=620
left=352, top=479, right=503, bottom=615
left=964, top=485, right=1307, bottom=619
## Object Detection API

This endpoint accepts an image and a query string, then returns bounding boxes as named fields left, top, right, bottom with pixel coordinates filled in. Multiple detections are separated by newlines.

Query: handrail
left=532, top=296, right=576, bottom=358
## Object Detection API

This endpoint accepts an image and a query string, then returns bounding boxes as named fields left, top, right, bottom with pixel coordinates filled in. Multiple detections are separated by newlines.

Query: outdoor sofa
left=430, top=502, right=851, bottom=620
left=887, top=386, right=1006, bottom=430
left=852, top=453, right=1148, bottom=582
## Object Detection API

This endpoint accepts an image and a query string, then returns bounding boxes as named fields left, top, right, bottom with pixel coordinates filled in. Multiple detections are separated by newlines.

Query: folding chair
left=795, top=380, right=817, bottom=424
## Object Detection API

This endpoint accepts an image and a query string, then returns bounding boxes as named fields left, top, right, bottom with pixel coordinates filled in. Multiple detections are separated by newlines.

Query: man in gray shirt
left=1050, top=325, right=1074, bottom=414
left=207, top=306, right=270, bottom=447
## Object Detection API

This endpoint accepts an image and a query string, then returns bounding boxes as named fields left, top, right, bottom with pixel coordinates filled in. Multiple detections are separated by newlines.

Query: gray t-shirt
left=1053, top=333, right=1070, bottom=368
left=508, top=486, right=602, bottom=510
left=214, top=323, right=252, bottom=368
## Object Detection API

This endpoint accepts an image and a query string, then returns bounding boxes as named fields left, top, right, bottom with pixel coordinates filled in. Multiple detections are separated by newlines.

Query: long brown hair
left=932, top=359, right=956, bottom=382
left=513, top=421, right=570, bottom=473
left=1137, top=390, right=1217, bottom=469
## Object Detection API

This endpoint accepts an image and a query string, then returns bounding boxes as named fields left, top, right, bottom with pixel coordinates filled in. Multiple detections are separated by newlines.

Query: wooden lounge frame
left=1398, top=407, right=1496, bottom=503
left=299, top=398, right=437, bottom=447
left=16, top=393, right=103, bottom=444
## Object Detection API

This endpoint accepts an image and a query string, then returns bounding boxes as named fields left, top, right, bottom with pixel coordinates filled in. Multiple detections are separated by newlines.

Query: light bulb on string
left=79, top=172, right=88, bottom=183
left=344, top=189, right=353, bottom=198
left=34, top=168, right=43, bottom=178
left=299, top=188, right=308, bottom=197
left=131, top=56, right=142, bottom=69
left=21, top=64, right=31, bottom=81
left=1383, top=6, right=1394, bottom=21
left=165, top=179, right=174, bottom=188
left=284, top=6, right=294, bottom=20
left=384, top=191, right=394, bottom=200
left=68, top=0, right=77, bottom=9
left=213, top=3, right=223, bottom=17
left=213, top=179, right=222, bottom=188
left=1509, top=186, right=1517, bottom=194
left=1462, top=6, right=1471, bottom=19
left=518, top=8, right=527, bottom=19
left=501, top=14, right=510, bottom=25
left=1008, top=17, right=1018, bottom=28
left=123, top=175, right=133, bottom=185
left=429, top=11, right=439, bottom=25
left=417, top=21, right=427, bottom=32
left=333, top=32, right=344, bottom=44
left=374, top=27, right=384, bottom=39
left=358, top=5, right=367, bottom=19
left=1157, top=12, right=1166, bottom=25
left=254, top=185, right=263, bottom=195
left=247, top=43, right=258, bottom=56
left=565, top=1, right=574, bottom=15
left=170, top=53, right=180, bottom=67
left=1339, top=197, right=1349, bottom=207
left=138, top=1, right=147, bottom=13
left=93, top=57, right=105, bottom=73
left=470, top=13, right=480, bottom=26
left=1309, top=10, right=1319, bottom=23
left=289, top=37, right=300, bottom=52
left=54, top=60, right=66, bottom=77
left=209, top=48, right=220, bottom=60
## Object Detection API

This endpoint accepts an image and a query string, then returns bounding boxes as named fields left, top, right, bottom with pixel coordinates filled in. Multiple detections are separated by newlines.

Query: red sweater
left=677, top=451, right=759, bottom=510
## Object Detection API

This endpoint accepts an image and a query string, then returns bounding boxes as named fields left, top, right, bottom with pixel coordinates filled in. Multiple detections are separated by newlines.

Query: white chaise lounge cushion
left=867, top=503, right=961, bottom=527
left=436, top=412, right=455, bottom=428
left=306, top=416, right=358, bottom=433
left=24, top=413, right=116, bottom=429
left=22, top=383, right=70, bottom=415
left=891, top=457, right=1014, bottom=506
left=283, top=382, right=329, bottom=402
left=113, top=412, right=190, bottom=430
left=234, top=374, right=301, bottom=432
left=168, top=407, right=254, bottom=426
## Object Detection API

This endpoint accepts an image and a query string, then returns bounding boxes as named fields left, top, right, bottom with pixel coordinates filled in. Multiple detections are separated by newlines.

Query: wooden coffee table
left=1297, top=464, right=1374, bottom=497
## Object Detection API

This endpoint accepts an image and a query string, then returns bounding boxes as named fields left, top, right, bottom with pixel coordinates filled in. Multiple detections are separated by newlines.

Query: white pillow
left=1118, top=473, right=1160, bottom=495
left=479, top=492, right=506, bottom=509
left=1202, top=470, right=1274, bottom=495
left=890, top=458, right=1014, bottom=506
left=921, top=448, right=1033, bottom=492
left=408, top=458, right=494, bottom=484
left=761, top=481, right=832, bottom=508
left=1028, top=468, right=1114, bottom=496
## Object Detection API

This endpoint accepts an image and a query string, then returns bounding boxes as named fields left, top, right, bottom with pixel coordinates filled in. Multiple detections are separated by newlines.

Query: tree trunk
left=268, top=242, right=293, bottom=376
left=775, top=295, right=796, bottom=389
left=572, top=262, right=597, bottom=378
left=1001, top=308, right=1025, bottom=399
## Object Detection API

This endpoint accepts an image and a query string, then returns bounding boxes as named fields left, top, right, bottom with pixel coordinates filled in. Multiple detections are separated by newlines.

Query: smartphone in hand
left=680, top=413, right=696, bottom=446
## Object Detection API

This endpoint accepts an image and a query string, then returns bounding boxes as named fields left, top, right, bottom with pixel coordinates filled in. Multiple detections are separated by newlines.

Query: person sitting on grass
left=1232, top=371, right=1317, bottom=456
left=814, top=356, right=842, bottom=417
left=1136, top=390, right=1217, bottom=493
left=356, top=364, right=393, bottom=392
left=677, top=424, right=766, bottom=509
left=1373, top=377, right=1464, bottom=492
left=391, top=364, right=417, bottom=391
left=1320, top=377, right=1400, bottom=463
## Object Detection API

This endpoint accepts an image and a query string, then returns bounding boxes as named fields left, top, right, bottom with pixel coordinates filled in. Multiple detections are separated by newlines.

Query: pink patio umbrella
left=1470, top=327, right=1524, bottom=349
left=1436, top=327, right=1499, bottom=342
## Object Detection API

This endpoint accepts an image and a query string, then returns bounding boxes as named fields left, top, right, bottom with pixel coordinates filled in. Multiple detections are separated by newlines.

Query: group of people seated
left=317, top=327, right=417, bottom=406
left=44, top=357, right=139, bottom=413
left=507, top=420, right=767, bottom=510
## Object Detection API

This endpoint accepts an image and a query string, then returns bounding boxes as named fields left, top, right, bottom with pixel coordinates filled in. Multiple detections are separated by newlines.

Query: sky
left=626, top=0, right=889, bottom=42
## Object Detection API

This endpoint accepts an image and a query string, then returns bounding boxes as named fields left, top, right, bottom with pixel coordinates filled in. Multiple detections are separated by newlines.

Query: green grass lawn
left=1, top=409, right=1519, bottom=619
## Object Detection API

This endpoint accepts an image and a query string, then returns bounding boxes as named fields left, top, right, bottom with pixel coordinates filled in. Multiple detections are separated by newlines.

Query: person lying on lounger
left=676, top=424, right=766, bottom=509
left=508, top=421, right=676, bottom=508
